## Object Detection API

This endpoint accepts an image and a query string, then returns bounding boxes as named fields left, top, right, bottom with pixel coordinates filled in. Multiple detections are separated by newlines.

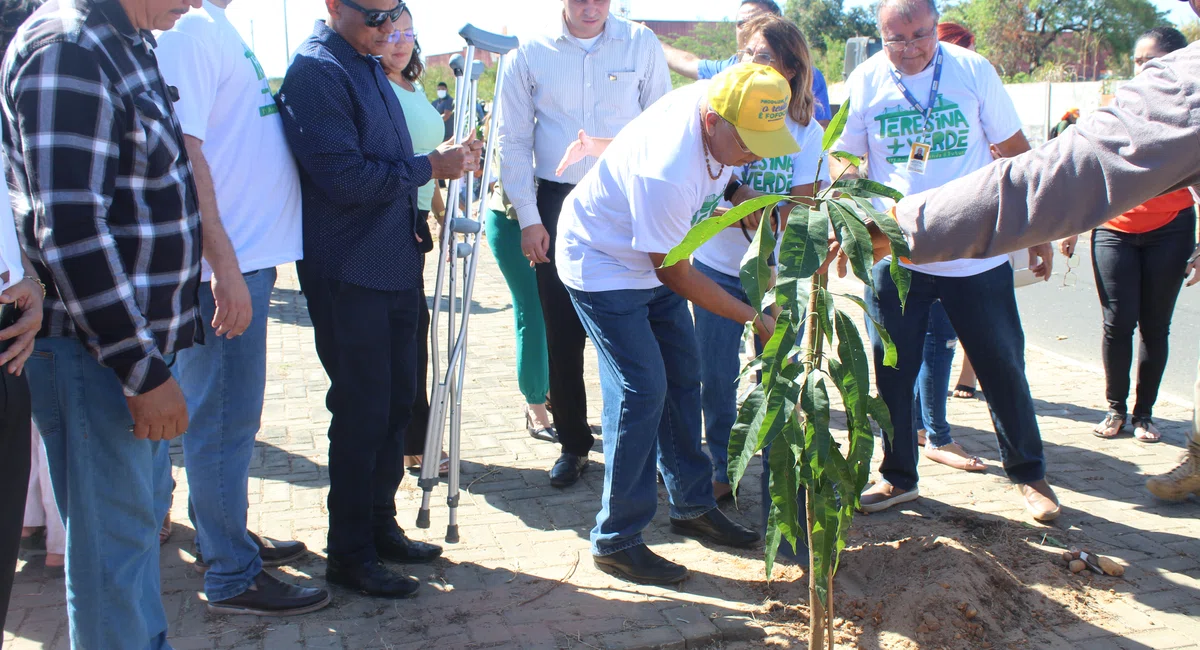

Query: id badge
left=907, top=142, right=931, bottom=175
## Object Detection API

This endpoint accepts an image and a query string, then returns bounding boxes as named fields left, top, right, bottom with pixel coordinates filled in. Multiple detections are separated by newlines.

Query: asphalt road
left=1013, top=232, right=1200, bottom=404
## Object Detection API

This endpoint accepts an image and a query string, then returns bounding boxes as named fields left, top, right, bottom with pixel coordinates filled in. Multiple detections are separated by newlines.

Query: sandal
left=917, top=429, right=927, bottom=447
left=159, top=514, right=172, bottom=546
left=1092, top=412, right=1126, bottom=439
left=924, top=442, right=986, bottom=472
left=526, top=407, right=558, bottom=444
left=1131, top=416, right=1161, bottom=443
left=951, top=384, right=977, bottom=399
left=405, top=453, right=450, bottom=477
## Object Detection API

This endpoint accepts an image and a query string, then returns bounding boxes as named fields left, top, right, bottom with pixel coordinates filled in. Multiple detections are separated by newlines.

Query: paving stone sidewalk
left=5, top=244, right=1200, bottom=650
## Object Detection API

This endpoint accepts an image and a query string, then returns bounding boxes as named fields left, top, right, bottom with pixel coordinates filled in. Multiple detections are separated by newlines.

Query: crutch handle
left=455, top=242, right=473, bottom=259
left=448, top=53, right=466, bottom=76
left=450, top=218, right=481, bottom=235
left=470, top=60, right=485, bottom=82
left=458, top=24, right=519, bottom=55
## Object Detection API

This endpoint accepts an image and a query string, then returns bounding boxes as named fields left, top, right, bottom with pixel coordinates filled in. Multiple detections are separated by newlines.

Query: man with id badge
left=831, top=0, right=1060, bottom=521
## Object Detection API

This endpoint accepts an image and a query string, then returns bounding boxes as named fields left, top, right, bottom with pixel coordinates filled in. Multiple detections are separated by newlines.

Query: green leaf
left=774, top=207, right=827, bottom=309
left=851, top=196, right=913, bottom=308
left=827, top=199, right=876, bottom=288
left=807, top=485, right=838, bottom=604
left=830, top=178, right=904, bottom=202
left=832, top=310, right=871, bottom=424
left=799, top=370, right=832, bottom=482
left=759, top=310, right=798, bottom=395
left=739, top=203, right=778, bottom=317
left=812, top=287, right=834, bottom=345
left=768, top=434, right=803, bottom=554
left=727, top=383, right=766, bottom=496
left=833, top=291, right=898, bottom=369
left=764, top=502, right=781, bottom=579
left=661, top=195, right=784, bottom=268
left=829, top=150, right=862, bottom=168
left=866, top=394, right=896, bottom=446
left=821, top=99, right=850, bottom=152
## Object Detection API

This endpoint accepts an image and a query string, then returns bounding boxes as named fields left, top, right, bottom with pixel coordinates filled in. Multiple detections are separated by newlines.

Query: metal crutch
left=416, top=24, right=519, bottom=544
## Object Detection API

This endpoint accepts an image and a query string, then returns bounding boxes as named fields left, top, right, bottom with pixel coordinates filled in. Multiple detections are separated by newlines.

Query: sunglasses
left=340, top=0, right=405, bottom=28
left=386, top=29, right=417, bottom=44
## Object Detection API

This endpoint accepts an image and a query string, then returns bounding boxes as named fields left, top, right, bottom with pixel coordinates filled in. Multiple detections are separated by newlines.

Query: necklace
left=699, top=107, right=725, bottom=180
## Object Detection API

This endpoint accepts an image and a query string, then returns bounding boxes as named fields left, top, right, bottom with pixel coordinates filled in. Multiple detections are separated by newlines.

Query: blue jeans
left=167, top=267, right=277, bottom=601
left=27, top=338, right=173, bottom=650
left=912, top=301, right=957, bottom=448
left=692, top=261, right=749, bottom=485
left=865, top=261, right=1045, bottom=490
left=567, top=285, right=715, bottom=555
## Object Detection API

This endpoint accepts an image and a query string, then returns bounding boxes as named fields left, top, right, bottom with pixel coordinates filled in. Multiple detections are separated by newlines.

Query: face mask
left=436, top=90, right=447, bottom=99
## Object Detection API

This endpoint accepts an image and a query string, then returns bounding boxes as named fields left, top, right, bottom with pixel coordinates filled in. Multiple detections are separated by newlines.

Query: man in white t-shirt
left=557, top=64, right=796, bottom=585
left=832, top=0, right=1059, bottom=521
left=155, top=0, right=329, bottom=616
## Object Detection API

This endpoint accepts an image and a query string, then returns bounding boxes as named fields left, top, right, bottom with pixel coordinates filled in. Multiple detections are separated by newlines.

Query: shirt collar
left=557, top=13, right=628, bottom=45
left=312, top=20, right=377, bottom=64
left=93, top=0, right=156, bottom=51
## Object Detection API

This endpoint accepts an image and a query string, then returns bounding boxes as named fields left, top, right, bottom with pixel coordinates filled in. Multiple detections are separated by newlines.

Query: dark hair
left=741, top=13, right=815, bottom=126
left=937, top=22, right=974, bottom=50
left=437, top=82, right=448, bottom=88
left=1139, top=26, right=1188, bottom=55
left=740, top=0, right=781, bottom=16
left=396, top=6, right=423, bottom=83
left=0, top=0, right=41, bottom=54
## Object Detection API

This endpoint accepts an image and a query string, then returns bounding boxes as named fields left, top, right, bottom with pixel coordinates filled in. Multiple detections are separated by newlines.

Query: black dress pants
left=536, top=180, right=593, bottom=457
left=0, top=304, right=32, bottom=633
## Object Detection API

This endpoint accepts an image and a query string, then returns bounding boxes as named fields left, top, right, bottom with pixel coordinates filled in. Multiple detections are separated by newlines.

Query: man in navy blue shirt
left=661, top=0, right=833, bottom=125
left=278, top=0, right=481, bottom=599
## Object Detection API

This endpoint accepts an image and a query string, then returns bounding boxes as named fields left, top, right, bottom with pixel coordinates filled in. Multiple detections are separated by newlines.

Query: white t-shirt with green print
left=835, top=43, right=1021, bottom=278
left=156, top=1, right=303, bottom=282
left=557, top=82, right=732, bottom=292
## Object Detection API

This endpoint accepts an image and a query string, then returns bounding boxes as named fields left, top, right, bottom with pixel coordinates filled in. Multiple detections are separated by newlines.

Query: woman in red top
left=1065, top=27, right=1199, bottom=443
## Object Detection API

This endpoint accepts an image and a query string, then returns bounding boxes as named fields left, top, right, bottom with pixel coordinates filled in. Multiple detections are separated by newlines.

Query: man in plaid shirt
left=3, top=0, right=203, bottom=646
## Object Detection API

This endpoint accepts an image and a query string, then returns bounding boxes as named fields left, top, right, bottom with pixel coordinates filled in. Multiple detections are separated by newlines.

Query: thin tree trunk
left=801, top=276, right=828, bottom=649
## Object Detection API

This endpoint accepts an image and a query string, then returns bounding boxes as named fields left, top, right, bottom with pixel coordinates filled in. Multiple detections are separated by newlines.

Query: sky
left=225, top=0, right=1199, bottom=78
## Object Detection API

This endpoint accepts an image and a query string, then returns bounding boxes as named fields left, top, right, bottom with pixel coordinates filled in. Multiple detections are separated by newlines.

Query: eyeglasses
left=723, top=117, right=753, bottom=156
left=340, top=0, right=405, bottom=28
left=882, top=32, right=935, bottom=53
left=738, top=48, right=774, bottom=66
left=386, top=29, right=417, bottom=44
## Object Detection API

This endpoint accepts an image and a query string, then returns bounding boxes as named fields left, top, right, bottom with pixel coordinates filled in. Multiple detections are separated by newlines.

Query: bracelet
left=1189, top=244, right=1200, bottom=266
left=23, top=274, right=45, bottom=298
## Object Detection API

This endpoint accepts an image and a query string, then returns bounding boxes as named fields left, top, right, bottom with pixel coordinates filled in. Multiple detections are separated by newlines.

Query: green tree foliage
left=943, top=0, right=1165, bottom=77
left=811, top=36, right=848, bottom=85
left=664, top=102, right=910, bottom=649
left=1182, top=18, right=1200, bottom=43
left=785, top=0, right=878, bottom=53
left=422, top=63, right=498, bottom=104
left=660, top=22, right=738, bottom=89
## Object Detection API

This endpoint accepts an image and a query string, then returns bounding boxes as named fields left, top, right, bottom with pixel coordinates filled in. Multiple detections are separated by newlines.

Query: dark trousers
left=405, top=293, right=431, bottom=456
left=536, top=180, right=593, bottom=456
left=865, top=261, right=1045, bottom=490
left=297, top=261, right=422, bottom=563
left=0, top=346, right=31, bottom=633
left=1091, top=208, right=1197, bottom=418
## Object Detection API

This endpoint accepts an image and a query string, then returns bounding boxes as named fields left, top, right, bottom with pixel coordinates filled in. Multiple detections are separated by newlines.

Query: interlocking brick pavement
left=5, top=244, right=1200, bottom=649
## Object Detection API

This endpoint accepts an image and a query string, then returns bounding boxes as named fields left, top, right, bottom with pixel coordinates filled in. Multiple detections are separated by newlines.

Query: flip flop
left=159, top=515, right=172, bottom=546
left=924, top=443, right=986, bottom=472
left=1092, top=412, right=1126, bottom=439
left=1131, top=417, right=1161, bottom=444
left=951, top=384, right=977, bottom=399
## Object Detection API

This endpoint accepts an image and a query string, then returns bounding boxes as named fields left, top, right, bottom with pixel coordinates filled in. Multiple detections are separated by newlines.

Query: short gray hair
left=876, top=0, right=939, bottom=27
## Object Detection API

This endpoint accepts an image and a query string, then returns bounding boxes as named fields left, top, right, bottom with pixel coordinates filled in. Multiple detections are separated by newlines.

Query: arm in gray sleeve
left=894, top=44, right=1200, bottom=264
left=496, top=50, right=542, bottom=230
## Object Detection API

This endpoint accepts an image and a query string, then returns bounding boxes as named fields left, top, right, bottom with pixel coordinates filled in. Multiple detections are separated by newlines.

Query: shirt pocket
left=600, top=70, right=642, bottom=121
left=129, top=89, right=185, bottom=179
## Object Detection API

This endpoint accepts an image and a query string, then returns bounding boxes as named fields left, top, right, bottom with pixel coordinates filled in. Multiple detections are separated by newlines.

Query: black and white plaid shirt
left=2, top=0, right=201, bottom=396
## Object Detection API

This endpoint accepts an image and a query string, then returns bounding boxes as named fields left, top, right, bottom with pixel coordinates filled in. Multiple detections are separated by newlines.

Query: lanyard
left=889, top=46, right=943, bottom=137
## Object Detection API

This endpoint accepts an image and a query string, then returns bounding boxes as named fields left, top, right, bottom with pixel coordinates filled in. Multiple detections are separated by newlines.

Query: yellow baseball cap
left=707, top=63, right=799, bottom=159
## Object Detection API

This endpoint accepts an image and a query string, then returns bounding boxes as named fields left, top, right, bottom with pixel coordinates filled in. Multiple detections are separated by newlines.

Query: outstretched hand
left=556, top=130, right=596, bottom=177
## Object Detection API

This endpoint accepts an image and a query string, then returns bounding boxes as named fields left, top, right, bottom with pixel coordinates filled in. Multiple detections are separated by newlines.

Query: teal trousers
left=485, top=209, right=550, bottom=405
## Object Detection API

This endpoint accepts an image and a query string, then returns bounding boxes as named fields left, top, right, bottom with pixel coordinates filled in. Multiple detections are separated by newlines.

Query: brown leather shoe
left=857, top=482, right=919, bottom=513
left=1018, top=479, right=1061, bottom=522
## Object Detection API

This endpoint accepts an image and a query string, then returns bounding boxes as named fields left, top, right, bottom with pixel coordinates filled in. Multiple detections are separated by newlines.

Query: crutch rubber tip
left=416, top=509, right=431, bottom=529
left=445, top=525, right=460, bottom=544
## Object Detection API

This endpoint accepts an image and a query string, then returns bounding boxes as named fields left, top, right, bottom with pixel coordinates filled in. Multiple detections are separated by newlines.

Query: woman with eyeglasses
left=1058, top=26, right=1199, bottom=444
left=380, top=5, right=451, bottom=476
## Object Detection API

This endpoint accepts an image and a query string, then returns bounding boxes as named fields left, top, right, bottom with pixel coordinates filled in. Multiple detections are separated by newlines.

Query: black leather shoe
left=194, top=532, right=308, bottom=572
left=375, top=525, right=443, bottom=564
left=593, top=544, right=689, bottom=585
left=549, top=452, right=589, bottom=488
left=207, top=570, right=331, bottom=616
left=670, top=508, right=760, bottom=548
left=326, top=557, right=420, bottom=599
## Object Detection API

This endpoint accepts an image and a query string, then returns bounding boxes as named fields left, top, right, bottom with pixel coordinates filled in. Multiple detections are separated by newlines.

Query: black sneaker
left=207, top=570, right=331, bottom=616
left=195, top=533, right=308, bottom=572
left=326, top=557, right=420, bottom=599
left=594, top=544, right=689, bottom=585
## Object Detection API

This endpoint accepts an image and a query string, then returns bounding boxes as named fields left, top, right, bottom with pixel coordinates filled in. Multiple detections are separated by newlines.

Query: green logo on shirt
left=742, top=156, right=794, bottom=195
left=245, top=47, right=266, bottom=81
left=245, top=46, right=276, bottom=118
left=691, top=193, right=722, bottom=226
left=874, top=96, right=971, bottom=164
